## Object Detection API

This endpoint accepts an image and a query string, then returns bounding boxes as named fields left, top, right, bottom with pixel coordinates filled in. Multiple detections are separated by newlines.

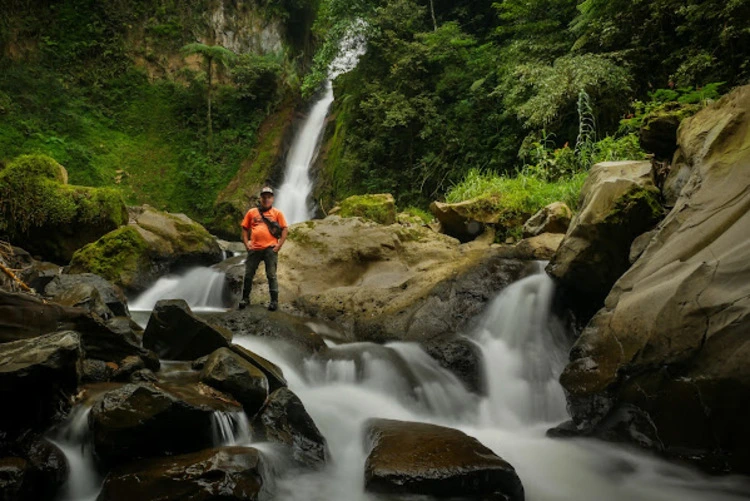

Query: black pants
left=242, top=247, right=278, bottom=300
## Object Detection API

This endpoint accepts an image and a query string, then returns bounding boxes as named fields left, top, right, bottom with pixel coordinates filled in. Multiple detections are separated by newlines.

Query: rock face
left=429, top=197, right=504, bottom=242
left=44, top=273, right=129, bottom=317
left=200, top=348, right=269, bottom=416
left=546, top=161, right=663, bottom=316
left=514, top=233, right=564, bottom=261
left=97, top=446, right=266, bottom=501
left=0, top=154, right=128, bottom=263
left=69, top=205, right=223, bottom=292
left=0, top=331, right=81, bottom=435
left=364, top=419, right=524, bottom=500
left=143, top=299, right=232, bottom=360
left=336, top=194, right=397, bottom=225
left=252, top=388, right=328, bottom=469
left=0, top=290, right=157, bottom=369
left=522, top=202, right=572, bottom=237
left=559, top=85, right=750, bottom=473
left=89, top=382, right=242, bottom=468
left=0, top=439, right=68, bottom=501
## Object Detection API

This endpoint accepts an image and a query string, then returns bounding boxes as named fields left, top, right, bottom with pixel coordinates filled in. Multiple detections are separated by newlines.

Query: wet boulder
left=559, top=85, right=750, bottom=473
left=336, top=193, right=397, bottom=225
left=89, top=382, right=242, bottom=468
left=200, top=348, right=269, bottom=416
left=0, top=439, right=69, bottom=501
left=252, top=388, right=328, bottom=469
left=230, top=344, right=286, bottom=392
left=0, top=331, right=82, bottom=435
left=421, top=335, right=483, bottom=394
left=522, top=202, right=572, bottom=238
left=364, top=419, right=524, bottom=500
left=547, top=161, right=663, bottom=317
left=143, top=299, right=232, bottom=360
left=44, top=273, right=129, bottom=317
left=0, top=290, right=157, bottom=369
left=69, top=205, right=222, bottom=293
left=204, top=306, right=326, bottom=358
left=98, top=446, right=266, bottom=501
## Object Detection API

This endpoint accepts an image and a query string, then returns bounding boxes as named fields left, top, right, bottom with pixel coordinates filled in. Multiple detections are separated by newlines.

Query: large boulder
left=89, top=382, right=242, bottom=468
left=559, top=85, right=750, bottom=473
left=97, top=446, right=266, bottom=501
left=0, top=291, right=157, bottom=369
left=230, top=344, right=287, bottom=392
left=143, top=299, right=232, bottom=360
left=252, top=387, right=328, bottom=469
left=638, top=103, right=699, bottom=160
left=0, top=331, right=82, bottom=435
left=200, top=348, right=269, bottom=416
left=0, top=154, right=128, bottom=263
left=430, top=196, right=507, bottom=242
left=522, top=202, right=572, bottom=237
left=364, top=419, right=524, bottom=500
left=336, top=194, right=397, bottom=225
left=69, top=205, right=222, bottom=292
left=514, top=233, right=564, bottom=261
left=546, top=161, right=663, bottom=316
left=44, top=273, right=129, bottom=317
left=0, top=439, right=68, bottom=501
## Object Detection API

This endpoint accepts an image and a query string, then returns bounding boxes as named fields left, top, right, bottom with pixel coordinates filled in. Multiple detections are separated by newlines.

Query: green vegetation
left=338, top=194, right=396, bottom=224
left=0, top=0, right=307, bottom=228
left=69, top=226, right=150, bottom=287
left=311, top=0, right=745, bottom=212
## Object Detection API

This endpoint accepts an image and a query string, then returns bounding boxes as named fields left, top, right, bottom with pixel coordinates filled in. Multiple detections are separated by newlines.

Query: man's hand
left=272, top=243, right=282, bottom=253
left=245, top=241, right=253, bottom=252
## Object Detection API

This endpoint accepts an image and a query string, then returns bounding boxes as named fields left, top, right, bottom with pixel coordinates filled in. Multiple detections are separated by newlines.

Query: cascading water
left=128, top=267, right=229, bottom=326
left=210, top=411, right=251, bottom=446
left=229, top=265, right=750, bottom=501
left=50, top=405, right=100, bottom=501
left=275, top=27, right=367, bottom=224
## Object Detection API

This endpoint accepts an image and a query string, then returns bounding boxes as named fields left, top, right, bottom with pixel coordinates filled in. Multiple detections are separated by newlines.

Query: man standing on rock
left=239, top=187, right=288, bottom=311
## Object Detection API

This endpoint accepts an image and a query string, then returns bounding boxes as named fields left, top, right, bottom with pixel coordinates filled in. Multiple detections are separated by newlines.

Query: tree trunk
left=429, top=0, right=437, bottom=31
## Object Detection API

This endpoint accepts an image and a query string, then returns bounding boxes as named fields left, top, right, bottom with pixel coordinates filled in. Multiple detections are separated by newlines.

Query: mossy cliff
left=0, top=154, right=128, bottom=263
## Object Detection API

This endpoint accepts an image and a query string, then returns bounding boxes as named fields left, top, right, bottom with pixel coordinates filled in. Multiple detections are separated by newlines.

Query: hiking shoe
left=238, top=299, right=249, bottom=310
left=268, top=301, right=278, bottom=312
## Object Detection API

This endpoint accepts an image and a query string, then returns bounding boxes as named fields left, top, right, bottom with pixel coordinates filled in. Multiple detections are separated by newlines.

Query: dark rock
left=45, top=273, right=129, bottom=317
left=547, top=161, right=663, bottom=319
left=47, top=282, right=113, bottom=320
left=421, top=335, right=483, bottom=394
left=252, top=388, right=328, bottom=469
left=0, top=331, right=81, bottom=435
left=81, top=359, right=115, bottom=383
left=364, top=419, right=524, bottom=501
left=203, top=306, right=326, bottom=358
left=97, top=446, right=266, bottom=501
left=89, top=382, right=242, bottom=468
left=112, top=355, right=146, bottom=381
left=16, top=438, right=68, bottom=501
left=129, top=368, right=158, bottom=383
left=143, top=299, right=232, bottom=360
left=0, top=291, right=157, bottom=370
left=230, top=344, right=286, bottom=392
left=639, top=111, right=682, bottom=159
left=0, top=457, right=27, bottom=501
left=200, top=348, right=269, bottom=416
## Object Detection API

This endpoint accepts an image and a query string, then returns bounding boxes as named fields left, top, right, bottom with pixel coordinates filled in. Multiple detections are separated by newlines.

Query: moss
left=287, top=226, right=329, bottom=252
left=69, top=226, right=149, bottom=286
left=338, top=194, right=396, bottom=225
left=604, top=187, right=664, bottom=227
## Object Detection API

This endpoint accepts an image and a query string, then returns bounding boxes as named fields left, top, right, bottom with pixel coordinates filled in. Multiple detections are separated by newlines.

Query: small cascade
left=210, top=411, right=251, bottom=446
left=474, top=262, right=570, bottom=426
left=49, top=405, right=100, bottom=501
left=129, top=267, right=229, bottom=325
left=275, top=28, right=366, bottom=224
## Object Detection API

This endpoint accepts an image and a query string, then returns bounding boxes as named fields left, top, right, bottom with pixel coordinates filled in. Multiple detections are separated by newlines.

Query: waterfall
left=210, top=411, right=252, bottom=446
left=231, top=265, right=750, bottom=501
left=49, top=405, right=100, bottom=501
left=275, top=27, right=367, bottom=224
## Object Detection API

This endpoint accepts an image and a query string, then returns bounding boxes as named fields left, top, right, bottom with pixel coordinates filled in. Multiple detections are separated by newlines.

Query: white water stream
left=53, top=265, right=750, bottom=500
left=275, top=28, right=367, bottom=224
